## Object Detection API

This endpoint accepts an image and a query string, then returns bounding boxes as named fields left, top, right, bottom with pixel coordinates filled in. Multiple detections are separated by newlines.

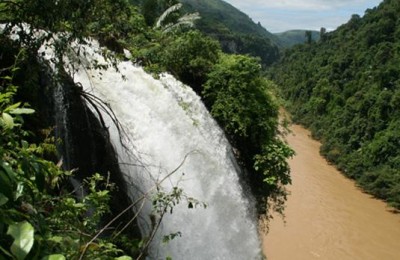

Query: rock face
left=2, top=32, right=141, bottom=248
left=31, top=62, right=141, bottom=238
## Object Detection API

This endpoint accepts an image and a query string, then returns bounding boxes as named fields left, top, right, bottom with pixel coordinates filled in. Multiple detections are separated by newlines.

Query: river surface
left=262, top=124, right=400, bottom=260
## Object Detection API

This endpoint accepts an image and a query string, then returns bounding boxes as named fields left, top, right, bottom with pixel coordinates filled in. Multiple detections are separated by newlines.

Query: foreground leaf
left=0, top=193, right=9, bottom=206
left=115, top=256, right=133, bottom=260
left=41, top=254, right=66, bottom=260
left=7, top=221, right=35, bottom=260
left=10, top=108, right=35, bottom=115
left=2, top=112, right=14, bottom=129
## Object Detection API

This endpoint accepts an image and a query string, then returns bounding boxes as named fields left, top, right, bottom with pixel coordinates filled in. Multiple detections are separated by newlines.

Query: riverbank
left=262, top=124, right=400, bottom=260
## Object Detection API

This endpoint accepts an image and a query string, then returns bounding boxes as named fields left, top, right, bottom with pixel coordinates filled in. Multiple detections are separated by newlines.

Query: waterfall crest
left=69, top=42, right=262, bottom=259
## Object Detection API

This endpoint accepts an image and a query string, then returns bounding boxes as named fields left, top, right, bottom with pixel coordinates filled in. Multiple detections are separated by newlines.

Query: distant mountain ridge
left=274, top=30, right=320, bottom=47
left=180, top=0, right=275, bottom=39
left=130, top=0, right=320, bottom=64
left=179, top=0, right=281, bottom=65
left=270, top=0, right=400, bottom=208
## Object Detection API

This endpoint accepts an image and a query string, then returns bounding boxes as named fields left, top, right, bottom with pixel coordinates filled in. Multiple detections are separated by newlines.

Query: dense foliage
left=128, top=2, right=295, bottom=217
left=171, top=0, right=281, bottom=66
left=204, top=54, right=294, bottom=216
left=136, top=0, right=279, bottom=65
left=0, top=46, right=139, bottom=259
left=158, top=30, right=220, bottom=89
left=127, top=2, right=294, bottom=217
left=270, top=0, right=400, bottom=208
left=0, top=1, right=150, bottom=259
left=0, top=0, right=145, bottom=55
left=129, top=0, right=280, bottom=66
left=138, top=0, right=180, bottom=26
left=274, top=30, right=320, bottom=48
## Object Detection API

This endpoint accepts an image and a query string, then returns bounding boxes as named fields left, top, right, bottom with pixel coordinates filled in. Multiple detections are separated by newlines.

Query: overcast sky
left=223, top=0, right=383, bottom=33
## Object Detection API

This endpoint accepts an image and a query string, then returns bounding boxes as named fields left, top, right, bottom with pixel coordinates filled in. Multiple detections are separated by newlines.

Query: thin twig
left=78, top=152, right=194, bottom=259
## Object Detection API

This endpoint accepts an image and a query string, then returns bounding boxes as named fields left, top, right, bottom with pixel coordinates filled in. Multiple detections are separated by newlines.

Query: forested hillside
left=131, top=0, right=280, bottom=66
left=181, top=0, right=280, bottom=66
left=270, top=0, right=400, bottom=208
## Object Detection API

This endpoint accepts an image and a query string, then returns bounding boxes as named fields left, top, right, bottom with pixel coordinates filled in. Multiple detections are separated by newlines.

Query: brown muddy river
left=262, top=124, right=400, bottom=260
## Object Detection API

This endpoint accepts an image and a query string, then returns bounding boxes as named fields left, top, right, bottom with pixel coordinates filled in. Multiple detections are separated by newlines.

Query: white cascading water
left=63, top=41, right=262, bottom=259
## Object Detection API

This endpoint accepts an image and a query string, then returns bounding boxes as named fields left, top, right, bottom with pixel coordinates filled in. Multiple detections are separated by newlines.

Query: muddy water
left=262, top=124, right=400, bottom=260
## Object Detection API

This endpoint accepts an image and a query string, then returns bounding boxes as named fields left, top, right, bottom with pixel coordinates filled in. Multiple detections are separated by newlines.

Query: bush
left=203, top=54, right=294, bottom=216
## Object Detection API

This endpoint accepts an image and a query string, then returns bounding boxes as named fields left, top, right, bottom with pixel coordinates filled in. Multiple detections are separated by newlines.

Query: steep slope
left=270, top=0, right=400, bottom=208
left=180, top=0, right=274, bottom=38
left=129, top=0, right=280, bottom=65
left=180, top=0, right=280, bottom=65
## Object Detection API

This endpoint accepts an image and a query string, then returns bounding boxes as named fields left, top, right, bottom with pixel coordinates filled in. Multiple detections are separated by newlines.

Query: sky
left=223, top=0, right=383, bottom=33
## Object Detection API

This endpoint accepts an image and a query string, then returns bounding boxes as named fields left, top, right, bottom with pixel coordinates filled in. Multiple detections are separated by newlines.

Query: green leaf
left=15, top=182, right=24, bottom=200
left=0, top=193, right=9, bottom=206
left=21, top=140, right=29, bottom=149
left=74, top=203, right=85, bottom=208
left=48, top=236, right=63, bottom=243
left=1, top=75, right=13, bottom=81
left=263, top=176, right=277, bottom=185
left=0, top=169, right=14, bottom=200
left=41, top=254, right=66, bottom=260
left=7, top=221, right=35, bottom=260
left=2, top=112, right=14, bottom=129
left=10, top=108, right=35, bottom=115
left=5, top=102, right=21, bottom=112
left=115, top=256, right=133, bottom=260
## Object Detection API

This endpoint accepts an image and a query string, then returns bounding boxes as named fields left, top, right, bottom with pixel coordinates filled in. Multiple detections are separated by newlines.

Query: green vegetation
left=137, top=0, right=280, bottom=66
left=270, top=0, right=400, bottom=208
left=157, top=30, right=221, bottom=90
left=129, top=0, right=281, bottom=66
left=204, top=54, right=294, bottom=216
left=0, top=0, right=141, bottom=56
left=0, top=41, right=203, bottom=259
left=0, top=49, right=136, bottom=259
left=130, top=2, right=294, bottom=216
left=274, top=30, right=320, bottom=48
left=119, top=0, right=295, bottom=219
left=0, top=1, right=196, bottom=258
left=181, top=0, right=280, bottom=66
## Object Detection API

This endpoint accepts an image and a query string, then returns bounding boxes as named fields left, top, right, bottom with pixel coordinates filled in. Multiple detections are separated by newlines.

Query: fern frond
left=154, top=3, right=183, bottom=29
left=162, top=12, right=201, bottom=33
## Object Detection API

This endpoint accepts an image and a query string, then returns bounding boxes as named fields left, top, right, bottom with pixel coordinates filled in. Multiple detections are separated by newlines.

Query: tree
left=270, top=0, right=400, bottom=209
left=142, top=0, right=159, bottom=26
left=305, top=30, right=312, bottom=44
left=0, top=0, right=141, bottom=57
left=320, top=27, right=327, bottom=42
left=203, top=54, right=294, bottom=216
left=161, top=30, right=221, bottom=91
left=154, top=3, right=200, bottom=33
left=142, top=0, right=180, bottom=26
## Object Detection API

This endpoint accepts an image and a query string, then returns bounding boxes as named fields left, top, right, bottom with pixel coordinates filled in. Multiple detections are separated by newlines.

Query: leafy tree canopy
left=269, top=0, right=400, bottom=208
left=204, top=54, right=294, bottom=216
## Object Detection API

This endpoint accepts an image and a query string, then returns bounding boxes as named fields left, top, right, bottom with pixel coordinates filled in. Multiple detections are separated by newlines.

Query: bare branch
left=78, top=152, right=195, bottom=259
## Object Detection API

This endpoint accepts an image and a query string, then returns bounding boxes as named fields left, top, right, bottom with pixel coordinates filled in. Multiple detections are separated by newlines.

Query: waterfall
left=67, top=42, right=261, bottom=259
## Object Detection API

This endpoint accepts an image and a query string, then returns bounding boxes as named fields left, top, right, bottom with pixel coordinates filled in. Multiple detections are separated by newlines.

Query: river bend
left=262, top=124, right=400, bottom=260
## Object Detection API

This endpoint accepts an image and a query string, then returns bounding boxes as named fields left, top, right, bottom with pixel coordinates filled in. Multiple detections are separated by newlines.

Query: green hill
left=130, top=0, right=281, bottom=66
left=270, top=0, right=400, bottom=208
left=180, top=0, right=275, bottom=38
left=180, top=0, right=280, bottom=65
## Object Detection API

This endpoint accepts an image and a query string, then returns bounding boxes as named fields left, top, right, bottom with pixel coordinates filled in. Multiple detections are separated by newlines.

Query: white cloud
left=226, top=0, right=375, bottom=11
left=223, top=0, right=383, bottom=32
